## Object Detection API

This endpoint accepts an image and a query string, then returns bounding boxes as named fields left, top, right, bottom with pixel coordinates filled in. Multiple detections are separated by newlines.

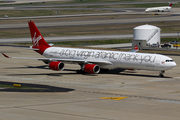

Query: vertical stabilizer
left=28, top=21, right=51, bottom=54
left=169, top=2, right=172, bottom=7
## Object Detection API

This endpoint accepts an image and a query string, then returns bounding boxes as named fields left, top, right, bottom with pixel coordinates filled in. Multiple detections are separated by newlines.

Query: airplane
left=145, top=2, right=172, bottom=12
left=2, top=21, right=176, bottom=77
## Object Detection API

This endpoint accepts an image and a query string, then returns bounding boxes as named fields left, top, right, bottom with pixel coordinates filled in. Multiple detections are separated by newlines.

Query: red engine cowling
left=49, top=61, right=64, bottom=71
left=84, top=64, right=100, bottom=74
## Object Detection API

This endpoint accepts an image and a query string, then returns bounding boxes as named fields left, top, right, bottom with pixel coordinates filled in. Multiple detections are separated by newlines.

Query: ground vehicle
left=4, top=15, right=8, bottom=18
left=170, top=41, right=178, bottom=44
left=173, top=43, right=180, bottom=47
left=161, top=44, right=171, bottom=48
left=151, top=43, right=159, bottom=47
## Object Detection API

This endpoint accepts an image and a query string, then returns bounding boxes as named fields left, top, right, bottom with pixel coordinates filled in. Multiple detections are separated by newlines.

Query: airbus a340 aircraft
left=2, top=21, right=176, bottom=77
left=145, top=2, right=172, bottom=12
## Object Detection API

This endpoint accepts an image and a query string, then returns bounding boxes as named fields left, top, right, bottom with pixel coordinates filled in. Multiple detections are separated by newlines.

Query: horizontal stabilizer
left=29, top=46, right=39, bottom=50
left=49, top=43, right=54, bottom=46
left=2, top=53, right=10, bottom=58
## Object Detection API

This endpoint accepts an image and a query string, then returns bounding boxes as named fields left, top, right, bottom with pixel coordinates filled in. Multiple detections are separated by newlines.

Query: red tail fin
left=169, top=2, right=172, bottom=7
left=28, top=21, right=50, bottom=54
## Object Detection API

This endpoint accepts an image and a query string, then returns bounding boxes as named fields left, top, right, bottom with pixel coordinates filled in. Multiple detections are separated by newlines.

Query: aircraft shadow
left=0, top=81, right=74, bottom=92
left=103, top=68, right=172, bottom=78
left=5, top=66, right=170, bottom=78
left=117, top=73, right=171, bottom=78
left=6, top=71, right=169, bottom=78
left=5, top=66, right=79, bottom=72
left=5, top=65, right=49, bottom=70
left=7, top=72, right=98, bottom=77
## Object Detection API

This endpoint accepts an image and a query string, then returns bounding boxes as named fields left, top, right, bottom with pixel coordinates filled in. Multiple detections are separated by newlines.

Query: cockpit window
left=166, top=60, right=174, bottom=62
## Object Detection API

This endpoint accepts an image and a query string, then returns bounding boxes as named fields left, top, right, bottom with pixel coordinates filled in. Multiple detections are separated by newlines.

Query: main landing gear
left=76, top=69, right=86, bottom=74
left=159, top=70, right=165, bottom=77
left=100, top=69, right=109, bottom=73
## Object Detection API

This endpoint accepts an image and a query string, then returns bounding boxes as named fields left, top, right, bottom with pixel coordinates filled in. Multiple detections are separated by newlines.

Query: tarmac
left=0, top=46, right=180, bottom=120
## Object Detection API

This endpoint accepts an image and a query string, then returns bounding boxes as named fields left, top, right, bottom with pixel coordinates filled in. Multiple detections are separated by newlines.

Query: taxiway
left=0, top=1, right=180, bottom=119
left=0, top=46, right=180, bottom=120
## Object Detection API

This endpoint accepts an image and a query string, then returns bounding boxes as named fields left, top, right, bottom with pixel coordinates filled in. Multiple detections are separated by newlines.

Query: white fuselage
left=43, top=47, right=176, bottom=71
left=145, top=6, right=171, bottom=12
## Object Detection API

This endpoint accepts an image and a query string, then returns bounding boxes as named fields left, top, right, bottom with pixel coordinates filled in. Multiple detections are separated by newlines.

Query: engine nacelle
left=84, top=64, right=100, bottom=74
left=49, top=61, right=64, bottom=71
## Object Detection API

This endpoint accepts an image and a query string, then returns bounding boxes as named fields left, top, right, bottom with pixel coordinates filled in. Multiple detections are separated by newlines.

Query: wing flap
left=28, top=46, right=39, bottom=50
left=38, top=58, right=112, bottom=65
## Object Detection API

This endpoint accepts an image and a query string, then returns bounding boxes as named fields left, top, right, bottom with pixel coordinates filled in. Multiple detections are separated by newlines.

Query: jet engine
left=83, top=64, right=100, bottom=74
left=49, top=61, right=64, bottom=71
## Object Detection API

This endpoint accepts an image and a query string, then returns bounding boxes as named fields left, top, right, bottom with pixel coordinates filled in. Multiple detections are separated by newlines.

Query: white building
left=133, top=24, right=161, bottom=45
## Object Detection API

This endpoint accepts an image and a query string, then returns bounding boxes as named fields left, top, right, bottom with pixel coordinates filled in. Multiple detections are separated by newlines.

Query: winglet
left=2, top=53, right=10, bottom=58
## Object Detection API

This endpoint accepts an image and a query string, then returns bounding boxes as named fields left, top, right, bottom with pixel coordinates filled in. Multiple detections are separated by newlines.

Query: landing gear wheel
left=159, top=74, right=164, bottom=77
left=159, top=71, right=165, bottom=77
left=100, top=69, right=109, bottom=73
left=76, top=69, right=86, bottom=74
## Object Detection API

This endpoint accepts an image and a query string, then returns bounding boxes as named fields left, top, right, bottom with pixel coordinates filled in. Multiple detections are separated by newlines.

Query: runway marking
left=77, top=91, right=180, bottom=102
left=100, top=97, right=128, bottom=100
left=32, top=76, right=116, bottom=84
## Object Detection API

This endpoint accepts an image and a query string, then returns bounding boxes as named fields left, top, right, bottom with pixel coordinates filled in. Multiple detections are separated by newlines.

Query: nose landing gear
left=159, top=70, right=165, bottom=77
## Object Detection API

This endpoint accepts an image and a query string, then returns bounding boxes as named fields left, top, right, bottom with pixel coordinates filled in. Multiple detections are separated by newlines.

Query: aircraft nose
left=170, top=62, right=177, bottom=68
left=173, top=62, right=177, bottom=67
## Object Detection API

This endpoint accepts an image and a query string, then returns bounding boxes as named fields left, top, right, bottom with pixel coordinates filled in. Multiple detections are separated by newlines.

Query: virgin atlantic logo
left=33, top=32, right=42, bottom=46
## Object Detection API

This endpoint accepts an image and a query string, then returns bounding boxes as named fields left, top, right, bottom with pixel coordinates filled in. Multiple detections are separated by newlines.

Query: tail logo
left=33, top=32, right=42, bottom=46
left=169, top=2, right=172, bottom=7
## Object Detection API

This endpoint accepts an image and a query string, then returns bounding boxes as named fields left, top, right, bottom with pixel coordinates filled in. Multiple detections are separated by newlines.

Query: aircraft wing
left=2, top=53, right=112, bottom=65
left=129, top=49, right=138, bottom=52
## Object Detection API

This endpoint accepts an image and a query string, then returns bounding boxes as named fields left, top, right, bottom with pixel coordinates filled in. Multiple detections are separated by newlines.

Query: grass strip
left=0, top=84, right=47, bottom=89
left=17, top=38, right=180, bottom=47
left=0, top=9, right=109, bottom=17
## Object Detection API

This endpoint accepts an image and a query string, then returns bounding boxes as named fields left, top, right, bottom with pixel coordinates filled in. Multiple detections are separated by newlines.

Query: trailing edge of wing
left=2, top=53, right=112, bottom=65
left=27, top=48, right=40, bottom=50
left=39, top=58, right=113, bottom=65
left=52, top=58, right=113, bottom=65
left=129, top=50, right=139, bottom=52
